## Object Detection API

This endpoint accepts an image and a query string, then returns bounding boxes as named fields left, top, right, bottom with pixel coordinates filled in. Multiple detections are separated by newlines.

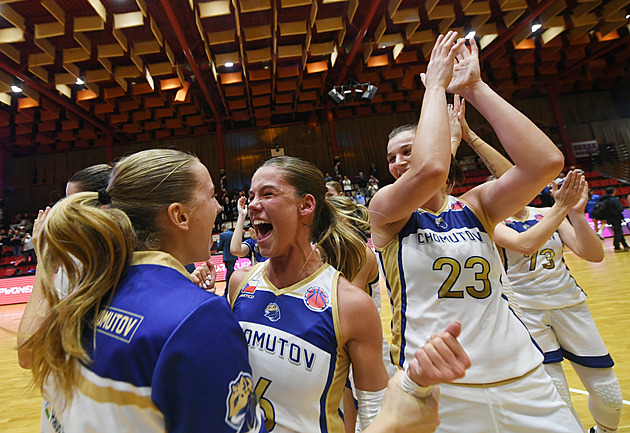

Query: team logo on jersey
left=434, top=217, right=448, bottom=229
left=264, top=302, right=281, bottom=322
left=534, top=214, right=544, bottom=221
left=304, top=286, right=330, bottom=312
left=44, top=402, right=65, bottom=433
left=226, top=372, right=263, bottom=433
left=450, top=201, right=464, bottom=210
left=242, top=279, right=258, bottom=294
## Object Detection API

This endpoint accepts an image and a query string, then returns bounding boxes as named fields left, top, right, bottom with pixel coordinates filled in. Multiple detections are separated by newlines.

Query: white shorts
left=436, top=365, right=583, bottom=433
left=521, top=302, right=613, bottom=368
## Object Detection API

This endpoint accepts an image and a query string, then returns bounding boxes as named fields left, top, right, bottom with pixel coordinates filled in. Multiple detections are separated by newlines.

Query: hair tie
left=98, top=189, right=111, bottom=205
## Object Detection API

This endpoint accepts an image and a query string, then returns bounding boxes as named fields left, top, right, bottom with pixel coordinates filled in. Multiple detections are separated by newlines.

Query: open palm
left=447, top=40, right=481, bottom=95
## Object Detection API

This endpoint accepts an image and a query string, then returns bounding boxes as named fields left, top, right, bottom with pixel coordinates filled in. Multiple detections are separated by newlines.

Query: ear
left=166, top=202, right=191, bottom=231
left=299, top=194, right=316, bottom=217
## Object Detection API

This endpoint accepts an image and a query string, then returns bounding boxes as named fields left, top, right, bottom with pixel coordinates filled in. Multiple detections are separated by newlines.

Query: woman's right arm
left=230, top=197, right=251, bottom=258
left=17, top=207, right=52, bottom=369
left=369, top=32, right=464, bottom=243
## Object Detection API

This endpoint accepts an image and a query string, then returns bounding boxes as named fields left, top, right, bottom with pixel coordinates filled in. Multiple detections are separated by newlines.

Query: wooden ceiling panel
left=0, top=0, right=627, bottom=152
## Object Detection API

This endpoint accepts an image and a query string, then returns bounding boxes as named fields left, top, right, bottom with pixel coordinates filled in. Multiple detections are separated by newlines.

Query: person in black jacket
left=601, top=187, right=629, bottom=252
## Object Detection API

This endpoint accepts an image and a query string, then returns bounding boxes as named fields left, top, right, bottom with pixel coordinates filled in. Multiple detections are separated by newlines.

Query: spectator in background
left=22, top=231, right=36, bottom=263
left=369, top=162, right=380, bottom=180
left=326, top=180, right=344, bottom=197
left=342, top=175, right=353, bottom=196
left=367, top=177, right=379, bottom=201
left=600, top=187, right=629, bottom=252
left=215, top=222, right=237, bottom=294
left=324, top=172, right=333, bottom=182
left=587, top=189, right=605, bottom=239
left=221, top=196, right=234, bottom=223
left=356, top=171, right=368, bottom=198
left=9, top=229, right=22, bottom=257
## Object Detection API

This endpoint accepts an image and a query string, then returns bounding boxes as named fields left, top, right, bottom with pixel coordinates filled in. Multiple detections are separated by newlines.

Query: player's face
left=187, top=161, right=221, bottom=262
left=326, top=185, right=341, bottom=198
left=387, top=130, right=414, bottom=180
left=248, top=166, right=301, bottom=258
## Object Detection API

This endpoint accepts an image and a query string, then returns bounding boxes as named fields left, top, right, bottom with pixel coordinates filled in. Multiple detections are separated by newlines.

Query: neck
left=423, top=192, right=446, bottom=213
left=265, top=245, right=323, bottom=289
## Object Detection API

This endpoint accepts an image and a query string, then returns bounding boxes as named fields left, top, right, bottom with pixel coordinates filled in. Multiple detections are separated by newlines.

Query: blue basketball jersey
left=231, top=262, right=349, bottom=433
left=41, top=251, right=265, bottom=433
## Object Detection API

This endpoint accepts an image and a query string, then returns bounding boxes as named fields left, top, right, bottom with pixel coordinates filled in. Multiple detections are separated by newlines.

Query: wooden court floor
left=1, top=238, right=629, bottom=432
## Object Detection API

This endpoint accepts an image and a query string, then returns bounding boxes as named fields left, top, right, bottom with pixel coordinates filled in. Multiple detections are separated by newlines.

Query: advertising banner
left=0, top=255, right=252, bottom=306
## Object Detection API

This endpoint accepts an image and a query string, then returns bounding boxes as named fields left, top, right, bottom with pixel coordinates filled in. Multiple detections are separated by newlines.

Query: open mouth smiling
left=254, top=219, right=273, bottom=242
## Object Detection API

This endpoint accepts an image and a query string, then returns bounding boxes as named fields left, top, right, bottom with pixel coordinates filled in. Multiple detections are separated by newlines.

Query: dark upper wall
left=3, top=86, right=629, bottom=219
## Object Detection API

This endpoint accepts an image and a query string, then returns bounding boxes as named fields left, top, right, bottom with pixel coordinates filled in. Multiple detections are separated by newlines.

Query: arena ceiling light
left=328, top=79, right=378, bottom=104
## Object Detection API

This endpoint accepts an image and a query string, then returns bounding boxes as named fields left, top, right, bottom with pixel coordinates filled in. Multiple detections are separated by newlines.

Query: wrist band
left=401, top=369, right=434, bottom=398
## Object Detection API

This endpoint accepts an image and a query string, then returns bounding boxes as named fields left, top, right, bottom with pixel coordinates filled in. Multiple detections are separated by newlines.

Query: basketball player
left=20, top=149, right=268, bottom=433
left=223, top=155, right=470, bottom=433
left=451, top=101, right=623, bottom=433
left=369, top=32, right=583, bottom=432
left=18, top=163, right=113, bottom=367
left=327, top=196, right=397, bottom=433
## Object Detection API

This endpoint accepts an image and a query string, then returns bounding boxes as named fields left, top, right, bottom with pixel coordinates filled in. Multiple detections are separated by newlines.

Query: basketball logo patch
left=304, top=286, right=330, bottom=312
left=450, top=201, right=464, bottom=210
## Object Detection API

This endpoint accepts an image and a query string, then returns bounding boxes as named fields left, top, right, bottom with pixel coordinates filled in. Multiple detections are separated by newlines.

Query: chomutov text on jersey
left=417, top=228, right=485, bottom=245
left=243, top=328, right=317, bottom=372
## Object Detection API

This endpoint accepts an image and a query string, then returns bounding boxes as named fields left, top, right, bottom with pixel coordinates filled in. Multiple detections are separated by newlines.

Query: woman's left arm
left=338, top=279, right=389, bottom=429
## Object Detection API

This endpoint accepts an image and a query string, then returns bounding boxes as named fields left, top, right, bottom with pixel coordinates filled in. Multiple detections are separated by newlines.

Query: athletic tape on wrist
left=401, top=369, right=434, bottom=398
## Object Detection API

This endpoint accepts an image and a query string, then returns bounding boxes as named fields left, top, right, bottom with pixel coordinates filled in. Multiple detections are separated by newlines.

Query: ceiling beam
left=335, top=0, right=387, bottom=88
left=159, top=0, right=223, bottom=123
left=480, top=0, right=558, bottom=62
left=0, top=59, right=111, bottom=134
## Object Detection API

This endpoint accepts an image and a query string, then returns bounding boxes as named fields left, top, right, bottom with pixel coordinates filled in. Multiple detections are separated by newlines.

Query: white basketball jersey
left=232, top=262, right=349, bottom=433
left=501, top=207, right=587, bottom=309
left=377, top=196, right=542, bottom=384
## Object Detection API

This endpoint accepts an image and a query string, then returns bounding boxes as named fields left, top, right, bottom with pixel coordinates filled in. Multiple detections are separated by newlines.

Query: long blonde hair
left=25, top=193, right=134, bottom=399
left=24, top=148, right=201, bottom=399
left=258, top=157, right=366, bottom=281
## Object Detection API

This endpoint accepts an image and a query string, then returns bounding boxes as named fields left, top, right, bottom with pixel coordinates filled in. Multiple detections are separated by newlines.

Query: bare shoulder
left=228, top=265, right=254, bottom=299
left=336, top=277, right=379, bottom=324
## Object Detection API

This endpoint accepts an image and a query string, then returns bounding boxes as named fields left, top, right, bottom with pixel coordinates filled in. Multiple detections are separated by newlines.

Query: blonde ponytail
left=24, top=192, right=134, bottom=399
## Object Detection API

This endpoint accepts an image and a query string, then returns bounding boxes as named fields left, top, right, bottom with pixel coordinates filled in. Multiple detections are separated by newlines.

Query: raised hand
left=550, top=170, right=586, bottom=212
left=454, top=95, right=474, bottom=143
left=406, top=321, right=471, bottom=387
left=447, top=38, right=482, bottom=96
left=448, top=103, right=462, bottom=156
left=420, top=31, right=465, bottom=91
left=32, top=207, right=51, bottom=250
left=237, top=196, right=248, bottom=219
